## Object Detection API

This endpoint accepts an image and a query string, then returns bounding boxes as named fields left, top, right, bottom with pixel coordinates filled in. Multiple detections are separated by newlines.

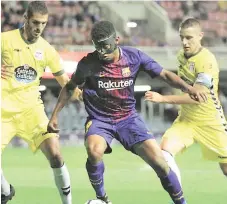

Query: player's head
left=179, top=18, right=203, bottom=57
left=91, top=21, right=119, bottom=62
left=24, top=1, right=48, bottom=41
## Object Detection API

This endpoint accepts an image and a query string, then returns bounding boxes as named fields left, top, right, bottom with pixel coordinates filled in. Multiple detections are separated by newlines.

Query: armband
left=195, top=73, right=213, bottom=89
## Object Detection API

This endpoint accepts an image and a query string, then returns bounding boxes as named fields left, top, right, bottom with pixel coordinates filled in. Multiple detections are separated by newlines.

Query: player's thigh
left=17, top=104, right=57, bottom=152
left=160, top=120, right=196, bottom=156
left=117, top=115, right=154, bottom=153
left=85, top=119, right=114, bottom=154
left=1, top=119, right=17, bottom=152
left=197, top=126, right=227, bottom=162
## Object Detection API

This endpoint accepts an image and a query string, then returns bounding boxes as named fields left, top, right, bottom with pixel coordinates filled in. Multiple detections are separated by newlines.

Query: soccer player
left=47, top=20, right=207, bottom=204
left=1, top=1, right=79, bottom=204
left=145, top=18, right=227, bottom=187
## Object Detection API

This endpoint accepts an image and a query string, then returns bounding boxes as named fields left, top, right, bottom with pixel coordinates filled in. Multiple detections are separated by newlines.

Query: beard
left=24, top=22, right=39, bottom=42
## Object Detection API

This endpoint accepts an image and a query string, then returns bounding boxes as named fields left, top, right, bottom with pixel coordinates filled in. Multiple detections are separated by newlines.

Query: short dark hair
left=91, top=21, right=116, bottom=41
left=179, top=18, right=201, bottom=29
left=26, top=1, right=48, bottom=19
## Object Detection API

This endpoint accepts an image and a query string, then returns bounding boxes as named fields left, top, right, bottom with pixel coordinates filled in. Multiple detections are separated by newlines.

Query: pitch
left=2, top=144, right=226, bottom=204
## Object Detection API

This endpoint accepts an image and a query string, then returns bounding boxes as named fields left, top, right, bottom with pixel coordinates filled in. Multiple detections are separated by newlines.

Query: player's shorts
left=1, top=103, right=58, bottom=153
left=162, top=119, right=227, bottom=163
left=84, top=113, right=154, bottom=154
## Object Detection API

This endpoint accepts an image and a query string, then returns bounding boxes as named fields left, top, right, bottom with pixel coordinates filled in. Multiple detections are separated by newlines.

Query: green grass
left=2, top=144, right=226, bottom=204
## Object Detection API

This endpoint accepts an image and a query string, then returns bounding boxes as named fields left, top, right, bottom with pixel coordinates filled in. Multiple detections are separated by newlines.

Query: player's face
left=25, top=12, right=48, bottom=41
left=93, top=35, right=119, bottom=63
left=179, top=26, right=203, bottom=57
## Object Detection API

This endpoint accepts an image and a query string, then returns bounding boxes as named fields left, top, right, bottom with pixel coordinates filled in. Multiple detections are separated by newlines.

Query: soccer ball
left=84, top=199, right=106, bottom=204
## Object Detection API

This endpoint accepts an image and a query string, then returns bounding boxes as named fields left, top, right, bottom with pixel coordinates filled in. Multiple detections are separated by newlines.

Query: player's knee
left=151, top=155, right=170, bottom=176
left=49, top=153, right=63, bottom=168
left=86, top=144, right=105, bottom=163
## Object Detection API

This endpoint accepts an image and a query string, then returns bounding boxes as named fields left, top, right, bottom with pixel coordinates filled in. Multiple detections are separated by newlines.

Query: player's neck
left=113, top=47, right=121, bottom=63
left=184, top=46, right=203, bottom=59
left=20, top=27, right=39, bottom=44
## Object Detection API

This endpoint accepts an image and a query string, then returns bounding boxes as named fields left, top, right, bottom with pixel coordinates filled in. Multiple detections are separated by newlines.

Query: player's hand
left=188, top=85, right=208, bottom=103
left=70, top=88, right=83, bottom=101
left=1, top=65, right=14, bottom=79
left=144, top=91, right=164, bottom=103
left=47, top=117, right=60, bottom=133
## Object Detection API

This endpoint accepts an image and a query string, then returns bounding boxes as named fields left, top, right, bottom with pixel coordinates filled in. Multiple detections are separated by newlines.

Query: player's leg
left=133, top=139, right=187, bottom=204
left=1, top=117, right=17, bottom=203
left=160, top=121, right=195, bottom=185
left=1, top=170, right=15, bottom=204
left=39, top=137, right=72, bottom=204
left=219, top=163, right=227, bottom=177
left=18, top=105, right=72, bottom=204
left=84, top=119, right=114, bottom=203
left=117, top=115, right=187, bottom=204
left=196, top=125, right=227, bottom=177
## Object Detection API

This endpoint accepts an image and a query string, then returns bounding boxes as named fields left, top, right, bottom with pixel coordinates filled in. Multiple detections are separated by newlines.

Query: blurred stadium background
left=1, top=1, right=227, bottom=204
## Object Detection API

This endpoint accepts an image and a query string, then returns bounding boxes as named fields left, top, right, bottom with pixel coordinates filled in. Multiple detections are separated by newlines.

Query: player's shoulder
left=38, top=36, right=56, bottom=51
left=120, top=46, right=148, bottom=63
left=1, top=29, right=19, bottom=40
left=177, top=49, right=184, bottom=58
left=176, top=49, right=185, bottom=63
left=79, top=51, right=98, bottom=64
left=120, top=46, right=141, bottom=56
left=199, top=47, right=216, bottom=61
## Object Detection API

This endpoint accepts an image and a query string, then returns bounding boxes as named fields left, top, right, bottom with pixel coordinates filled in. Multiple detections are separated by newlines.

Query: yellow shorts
left=1, top=103, right=57, bottom=153
left=162, top=120, right=227, bottom=163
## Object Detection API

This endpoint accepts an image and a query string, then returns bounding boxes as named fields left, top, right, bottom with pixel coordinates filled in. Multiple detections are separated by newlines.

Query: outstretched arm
left=159, top=69, right=208, bottom=102
left=47, top=80, right=77, bottom=133
left=145, top=91, right=200, bottom=105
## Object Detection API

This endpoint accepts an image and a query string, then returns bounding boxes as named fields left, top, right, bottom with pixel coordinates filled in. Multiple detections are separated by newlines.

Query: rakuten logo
left=98, top=79, right=133, bottom=91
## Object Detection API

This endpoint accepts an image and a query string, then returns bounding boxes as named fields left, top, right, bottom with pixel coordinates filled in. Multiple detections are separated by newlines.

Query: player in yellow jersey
left=145, top=18, right=227, bottom=189
left=1, top=2, right=80, bottom=204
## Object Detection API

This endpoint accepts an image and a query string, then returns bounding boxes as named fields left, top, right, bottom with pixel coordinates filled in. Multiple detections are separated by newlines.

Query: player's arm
left=159, top=69, right=209, bottom=102
left=145, top=91, right=200, bottom=105
left=1, top=65, right=14, bottom=79
left=1, top=33, right=14, bottom=79
left=138, top=50, right=207, bottom=102
left=47, top=61, right=86, bottom=133
left=47, top=79, right=78, bottom=133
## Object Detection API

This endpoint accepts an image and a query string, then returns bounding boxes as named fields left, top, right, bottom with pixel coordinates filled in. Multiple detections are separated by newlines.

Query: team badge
left=189, top=62, right=195, bottom=72
left=14, top=65, right=37, bottom=83
left=121, top=67, right=131, bottom=77
left=34, top=50, right=43, bottom=60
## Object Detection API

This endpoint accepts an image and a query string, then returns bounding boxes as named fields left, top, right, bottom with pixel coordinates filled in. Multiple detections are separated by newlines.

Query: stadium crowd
left=2, top=1, right=227, bottom=47
left=159, top=1, right=227, bottom=46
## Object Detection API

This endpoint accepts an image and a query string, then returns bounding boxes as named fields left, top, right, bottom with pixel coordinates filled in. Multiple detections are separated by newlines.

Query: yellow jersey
left=1, top=28, right=63, bottom=113
left=177, top=47, right=226, bottom=126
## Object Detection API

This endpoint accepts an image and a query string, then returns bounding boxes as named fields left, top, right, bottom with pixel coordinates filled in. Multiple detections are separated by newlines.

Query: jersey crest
left=121, top=67, right=131, bottom=77
left=14, top=64, right=37, bottom=83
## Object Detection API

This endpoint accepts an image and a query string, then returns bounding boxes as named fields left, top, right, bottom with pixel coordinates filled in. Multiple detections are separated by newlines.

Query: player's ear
left=24, top=13, right=28, bottom=22
left=115, top=36, right=120, bottom=45
left=199, top=32, right=204, bottom=40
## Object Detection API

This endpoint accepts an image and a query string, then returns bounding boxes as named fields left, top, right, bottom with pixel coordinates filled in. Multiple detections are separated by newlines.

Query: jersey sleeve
left=194, top=53, right=218, bottom=88
left=71, top=59, right=87, bottom=85
left=1, top=33, right=4, bottom=54
left=138, top=50, right=163, bottom=78
left=46, top=45, right=65, bottom=76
